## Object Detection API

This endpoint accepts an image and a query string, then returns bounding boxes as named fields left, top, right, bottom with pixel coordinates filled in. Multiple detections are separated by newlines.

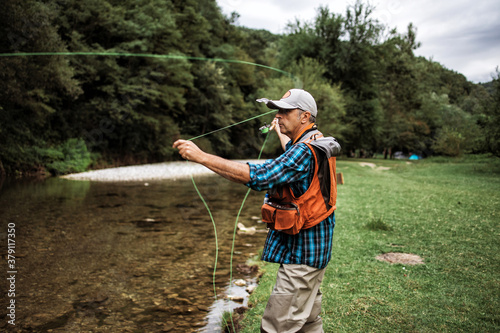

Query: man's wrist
left=198, top=151, right=211, bottom=165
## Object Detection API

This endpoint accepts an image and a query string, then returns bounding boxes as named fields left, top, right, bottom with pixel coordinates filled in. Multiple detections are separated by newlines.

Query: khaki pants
left=261, top=264, right=326, bottom=333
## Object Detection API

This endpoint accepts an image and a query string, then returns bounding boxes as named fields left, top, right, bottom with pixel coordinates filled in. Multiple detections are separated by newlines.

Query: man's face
left=275, top=108, right=310, bottom=139
left=275, top=108, right=300, bottom=138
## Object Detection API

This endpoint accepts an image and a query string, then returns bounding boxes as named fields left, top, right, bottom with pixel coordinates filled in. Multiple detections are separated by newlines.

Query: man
left=173, top=89, right=341, bottom=332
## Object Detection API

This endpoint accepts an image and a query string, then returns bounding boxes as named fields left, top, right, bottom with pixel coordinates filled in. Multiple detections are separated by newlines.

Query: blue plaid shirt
left=246, top=142, right=335, bottom=269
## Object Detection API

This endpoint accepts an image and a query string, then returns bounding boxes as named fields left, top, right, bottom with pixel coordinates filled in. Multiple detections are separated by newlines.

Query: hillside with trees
left=0, top=0, right=498, bottom=176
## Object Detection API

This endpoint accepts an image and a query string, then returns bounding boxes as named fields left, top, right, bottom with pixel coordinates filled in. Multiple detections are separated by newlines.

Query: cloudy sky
left=216, top=0, right=500, bottom=83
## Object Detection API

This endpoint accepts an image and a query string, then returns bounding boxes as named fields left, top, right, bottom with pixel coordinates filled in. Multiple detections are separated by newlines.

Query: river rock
left=237, top=222, right=256, bottom=235
left=246, top=285, right=257, bottom=294
left=226, top=295, right=244, bottom=302
left=233, top=279, right=247, bottom=287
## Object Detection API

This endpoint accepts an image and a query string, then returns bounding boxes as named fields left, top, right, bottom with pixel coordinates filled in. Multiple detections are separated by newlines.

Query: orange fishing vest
left=261, top=127, right=339, bottom=235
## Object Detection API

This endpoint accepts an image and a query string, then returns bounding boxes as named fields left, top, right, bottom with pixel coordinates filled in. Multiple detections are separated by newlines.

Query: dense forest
left=0, top=0, right=499, bottom=177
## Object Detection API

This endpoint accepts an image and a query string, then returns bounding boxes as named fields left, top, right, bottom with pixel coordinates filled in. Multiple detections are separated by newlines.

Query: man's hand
left=172, top=139, right=206, bottom=164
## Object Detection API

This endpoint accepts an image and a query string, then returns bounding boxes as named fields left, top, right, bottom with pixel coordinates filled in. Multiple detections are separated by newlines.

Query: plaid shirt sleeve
left=245, top=142, right=336, bottom=269
left=245, top=143, right=312, bottom=192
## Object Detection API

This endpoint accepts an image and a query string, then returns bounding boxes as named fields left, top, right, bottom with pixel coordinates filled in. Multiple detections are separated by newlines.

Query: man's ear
left=302, top=111, right=311, bottom=123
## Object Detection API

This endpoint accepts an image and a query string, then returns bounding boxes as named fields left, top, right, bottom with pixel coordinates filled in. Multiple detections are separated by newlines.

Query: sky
left=216, top=0, right=500, bottom=83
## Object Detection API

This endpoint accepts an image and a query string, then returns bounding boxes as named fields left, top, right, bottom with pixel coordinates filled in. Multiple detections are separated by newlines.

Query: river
left=0, top=166, right=269, bottom=332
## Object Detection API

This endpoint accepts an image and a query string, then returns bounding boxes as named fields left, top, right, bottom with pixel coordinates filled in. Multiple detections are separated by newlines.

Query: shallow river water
left=0, top=170, right=269, bottom=332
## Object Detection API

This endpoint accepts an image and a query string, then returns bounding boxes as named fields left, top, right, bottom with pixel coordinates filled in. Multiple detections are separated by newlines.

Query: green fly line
left=0, top=51, right=293, bottom=78
left=186, top=116, right=274, bottom=331
left=1, top=51, right=285, bottom=331
left=188, top=131, right=272, bottom=331
left=188, top=109, right=276, bottom=141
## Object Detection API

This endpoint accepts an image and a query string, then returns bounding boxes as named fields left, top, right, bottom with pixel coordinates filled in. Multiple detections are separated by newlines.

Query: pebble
left=246, top=285, right=257, bottom=294
left=233, top=279, right=247, bottom=287
left=226, top=295, right=244, bottom=302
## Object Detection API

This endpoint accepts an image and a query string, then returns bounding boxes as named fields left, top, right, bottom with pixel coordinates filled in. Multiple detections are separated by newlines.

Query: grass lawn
left=238, top=156, right=500, bottom=332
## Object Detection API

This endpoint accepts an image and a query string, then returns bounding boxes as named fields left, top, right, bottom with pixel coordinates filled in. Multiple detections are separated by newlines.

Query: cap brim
left=267, top=100, right=296, bottom=110
left=256, top=98, right=296, bottom=110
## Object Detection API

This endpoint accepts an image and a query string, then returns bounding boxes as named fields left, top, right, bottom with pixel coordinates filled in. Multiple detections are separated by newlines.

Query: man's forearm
left=172, top=139, right=251, bottom=183
left=200, top=154, right=251, bottom=184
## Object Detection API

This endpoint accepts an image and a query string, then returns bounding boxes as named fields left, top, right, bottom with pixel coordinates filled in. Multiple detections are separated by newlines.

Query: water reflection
left=0, top=174, right=268, bottom=332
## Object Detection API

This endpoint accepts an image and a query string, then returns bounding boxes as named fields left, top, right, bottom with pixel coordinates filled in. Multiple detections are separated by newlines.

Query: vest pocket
left=261, top=203, right=276, bottom=224
left=261, top=202, right=302, bottom=234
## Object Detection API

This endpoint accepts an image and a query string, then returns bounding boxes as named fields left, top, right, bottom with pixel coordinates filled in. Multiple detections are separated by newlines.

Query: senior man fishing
left=173, top=88, right=341, bottom=333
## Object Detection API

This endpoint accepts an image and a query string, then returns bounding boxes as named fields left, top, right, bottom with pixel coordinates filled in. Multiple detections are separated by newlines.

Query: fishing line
left=188, top=119, right=273, bottom=330
left=227, top=131, right=270, bottom=329
left=188, top=131, right=271, bottom=331
left=0, top=51, right=294, bottom=77
left=189, top=174, right=219, bottom=300
left=2, top=51, right=283, bottom=331
left=187, top=110, right=276, bottom=141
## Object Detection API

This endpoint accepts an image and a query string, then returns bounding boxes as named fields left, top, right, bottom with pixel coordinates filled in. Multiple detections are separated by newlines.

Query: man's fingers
left=271, top=118, right=280, bottom=133
left=172, top=139, right=187, bottom=149
left=173, top=139, right=202, bottom=162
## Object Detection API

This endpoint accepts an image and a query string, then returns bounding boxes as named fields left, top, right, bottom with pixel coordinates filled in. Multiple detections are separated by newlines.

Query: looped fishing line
left=187, top=115, right=274, bottom=331
left=1, top=51, right=284, bottom=331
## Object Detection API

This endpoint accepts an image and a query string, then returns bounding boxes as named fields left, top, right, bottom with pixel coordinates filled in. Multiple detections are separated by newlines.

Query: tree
left=278, top=2, right=384, bottom=154
left=431, top=96, right=482, bottom=156
left=482, top=68, right=500, bottom=156
left=0, top=0, right=81, bottom=174
left=377, top=24, right=424, bottom=157
left=54, top=0, right=193, bottom=161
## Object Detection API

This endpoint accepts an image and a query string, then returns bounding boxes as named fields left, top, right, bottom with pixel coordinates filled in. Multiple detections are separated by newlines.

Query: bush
left=45, top=138, right=91, bottom=175
left=0, top=139, right=90, bottom=176
left=18, top=138, right=91, bottom=176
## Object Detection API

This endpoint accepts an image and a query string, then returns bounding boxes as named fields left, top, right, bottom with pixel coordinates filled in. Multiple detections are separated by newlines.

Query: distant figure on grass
left=173, top=89, right=341, bottom=332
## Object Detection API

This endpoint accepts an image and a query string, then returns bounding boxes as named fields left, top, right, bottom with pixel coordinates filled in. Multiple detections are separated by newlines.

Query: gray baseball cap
left=256, top=89, right=318, bottom=117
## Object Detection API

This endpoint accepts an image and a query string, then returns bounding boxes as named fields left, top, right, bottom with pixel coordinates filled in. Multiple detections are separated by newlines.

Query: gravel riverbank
left=61, top=160, right=263, bottom=182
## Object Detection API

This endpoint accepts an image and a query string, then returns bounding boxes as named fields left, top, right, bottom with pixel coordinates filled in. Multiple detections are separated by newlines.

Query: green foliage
left=0, top=138, right=91, bottom=176
left=278, top=2, right=496, bottom=157
left=280, top=2, right=385, bottom=151
left=44, top=138, right=91, bottom=175
left=481, top=68, right=500, bottom=156
left=0, top=0, right=497, bottom=176
left=289, top=57, right=347, bottom=139
left=432, top=127, right=466, bottom=156
left=420, top=93, right=480, bottom=156
left=0, top=0, right=82, bottom=175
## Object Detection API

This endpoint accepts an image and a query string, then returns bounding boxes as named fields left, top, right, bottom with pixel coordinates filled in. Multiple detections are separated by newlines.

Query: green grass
left=240, top=156, right=500, bottom=332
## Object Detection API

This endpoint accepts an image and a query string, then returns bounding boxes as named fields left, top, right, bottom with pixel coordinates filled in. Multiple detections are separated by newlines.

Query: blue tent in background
left=409, top=154, right=420, bottom=160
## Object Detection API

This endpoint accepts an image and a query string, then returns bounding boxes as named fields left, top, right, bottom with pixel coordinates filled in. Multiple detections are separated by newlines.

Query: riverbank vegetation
left=1, top=0, right=499, bottom=177
left=239, top=157, right=500, bottom=332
